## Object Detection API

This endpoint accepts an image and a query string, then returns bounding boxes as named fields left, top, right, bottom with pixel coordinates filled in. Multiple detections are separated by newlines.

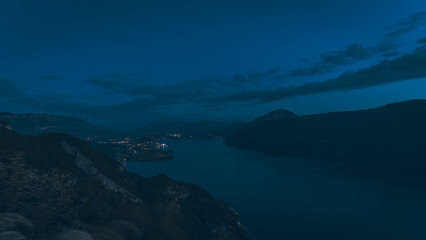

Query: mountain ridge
left=0, top=123, right=251, bottom=240
left=225, top=99, right=426, bottom=171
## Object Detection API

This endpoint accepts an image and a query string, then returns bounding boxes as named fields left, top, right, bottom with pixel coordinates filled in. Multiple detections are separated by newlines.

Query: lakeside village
left=85, top=133, right=223, bottom=163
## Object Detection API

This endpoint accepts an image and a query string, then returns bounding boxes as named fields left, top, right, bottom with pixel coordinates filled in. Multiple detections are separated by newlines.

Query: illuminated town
left=84, top=131, right=225, bottom=164
left=86, top=134, right=177, bottom=162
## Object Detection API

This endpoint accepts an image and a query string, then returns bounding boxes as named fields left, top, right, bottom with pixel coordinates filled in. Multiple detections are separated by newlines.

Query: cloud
left=82, top=31, right=426, bottom=111
left=288, top=41, right=397, bottom=77
left=0, top=78, right=24, bottom=98
left=385, top=12, right=426, bottom=38
left=203, top=47, right=426, bottom=104
left=418, top=37, right=426, bottom=44
left=289, top=43, right=389, bottom=77
left=81, top=12, right=426, bottom=112
left=85, top=68, right=283, bottom=104
left=289, top=12, right=426, bottom=77
left=6, top=45, right=426, bottom=123
left=85, top=73, right=144, bottom=92
left=5, top=12, right=426, bottom=124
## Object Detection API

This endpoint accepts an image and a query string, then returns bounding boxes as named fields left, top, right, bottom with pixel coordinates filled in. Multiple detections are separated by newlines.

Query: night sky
left=1, top=0, right=426, bottom=125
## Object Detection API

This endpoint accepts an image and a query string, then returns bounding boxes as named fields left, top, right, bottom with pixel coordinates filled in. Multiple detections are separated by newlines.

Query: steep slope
left=0, top=123, right=250, bottom=240
left=0, top=112, right=116, bottom=137
left=225, top=99, right=426, bottom=170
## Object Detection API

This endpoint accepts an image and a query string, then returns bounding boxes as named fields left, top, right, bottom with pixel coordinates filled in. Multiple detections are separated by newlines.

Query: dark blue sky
left=1, top=0, right=426, bottom=124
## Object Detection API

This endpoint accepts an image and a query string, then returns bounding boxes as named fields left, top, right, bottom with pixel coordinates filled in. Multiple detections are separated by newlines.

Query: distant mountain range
left=0, top=122, right=250, bottom=240
left=135, top=120, right=245, bottom=137
left=0, top=112, right=246, bottom=139
left=225, top=99, right=426, bottom=171
left=0, top=112, right=116, bottom=137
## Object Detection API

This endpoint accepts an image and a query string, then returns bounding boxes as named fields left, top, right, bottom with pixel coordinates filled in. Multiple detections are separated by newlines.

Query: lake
left=125, top=138, right=426, bottom=239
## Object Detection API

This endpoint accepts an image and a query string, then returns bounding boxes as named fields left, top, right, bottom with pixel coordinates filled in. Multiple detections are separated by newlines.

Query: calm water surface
left=125, top=139, right=426, bottom=240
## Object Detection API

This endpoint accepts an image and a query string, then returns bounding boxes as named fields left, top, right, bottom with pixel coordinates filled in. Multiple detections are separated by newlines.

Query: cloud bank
left=203, top=46, right=426, bottom=104
left=2, top=12, right=426, bottom=123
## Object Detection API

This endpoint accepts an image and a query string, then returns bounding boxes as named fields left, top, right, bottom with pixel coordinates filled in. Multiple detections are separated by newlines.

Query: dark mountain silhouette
left=0, top=112, right=117, bottom=137
left=225, top=99, right=426, bottom=171
left=0, top=123, right=250, bottom=240
left=249, top=109, right=298, bottom=126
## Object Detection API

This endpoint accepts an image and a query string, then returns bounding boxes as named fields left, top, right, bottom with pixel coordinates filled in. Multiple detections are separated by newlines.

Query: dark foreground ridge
left=0, top=123, right=250, bottom=240
left=225, top=99, right=426, bottom=172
